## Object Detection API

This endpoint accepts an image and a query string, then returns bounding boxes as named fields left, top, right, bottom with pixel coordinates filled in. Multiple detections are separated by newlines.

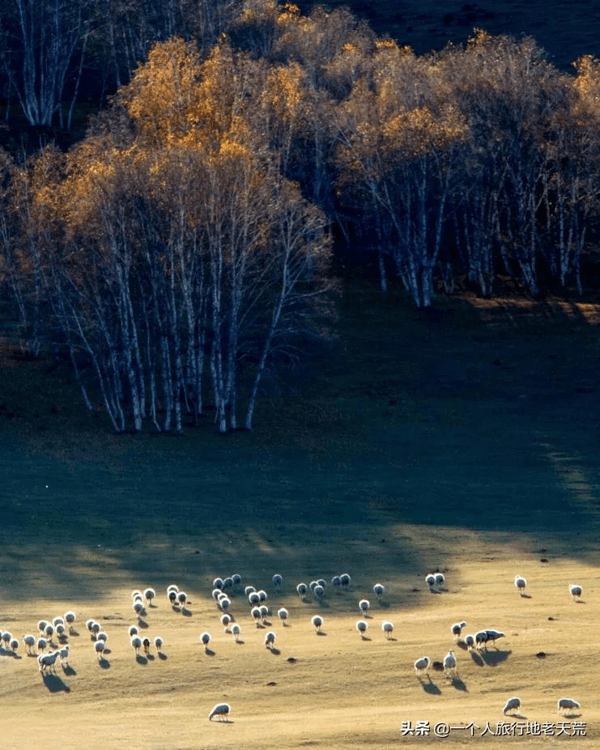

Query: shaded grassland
left=298, top=0, right=600, bottom=71
left=1, top=284, right=600, bottom=748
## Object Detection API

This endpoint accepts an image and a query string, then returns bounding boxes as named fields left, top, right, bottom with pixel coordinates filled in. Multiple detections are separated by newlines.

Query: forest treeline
left=1, top=1, right=600, bottom=432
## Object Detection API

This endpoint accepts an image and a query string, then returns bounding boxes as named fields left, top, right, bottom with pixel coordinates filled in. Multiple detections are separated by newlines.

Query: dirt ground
left=1, top=289, right=600, bottom=748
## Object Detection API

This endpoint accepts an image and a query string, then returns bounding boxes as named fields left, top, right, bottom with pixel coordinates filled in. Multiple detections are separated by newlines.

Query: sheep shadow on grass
left=98, top=657, right=110, bottom=669
left=449, top=676, right=467, bottom=692
left=315, top=630, right=327, bottom=636
left=62, top=664, right=77, bottom=676
left=268, top=646, right=281, bottom=656
left=204, top=647, right=216, bottom=657
left=480, top=649, right=511, bottom=667
left=419, top=678, right=441, bottom=695
left=182, top=607, right=193, bottom=617
left=136, top=654, right=148, bottom=665
left=470, top=651, right=485, bottom=667
left=42, top=673, right=70, bottom=693
left=158, top=652, right=168, bottom=660
left=519, top=593, right=532, bottom=599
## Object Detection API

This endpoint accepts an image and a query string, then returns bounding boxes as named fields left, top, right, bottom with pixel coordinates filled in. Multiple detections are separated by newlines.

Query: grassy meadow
left=1, top=285, right=600, bottom=748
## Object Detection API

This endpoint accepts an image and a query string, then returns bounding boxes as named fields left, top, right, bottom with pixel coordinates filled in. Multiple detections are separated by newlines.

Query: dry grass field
left=2, top=286, right=600, bottom=748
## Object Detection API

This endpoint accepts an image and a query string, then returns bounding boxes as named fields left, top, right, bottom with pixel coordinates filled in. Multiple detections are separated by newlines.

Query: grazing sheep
left=64, top=612, right=76, bottom=633
left=223, top=577, right=234, bottom=590
left=475, top=630, right=489, bottom=650
left=177, top=591, right=187, bottom=607
left=311, top=615, right=323, bottom=633
left=142, top=637, right=151, bottom=654
left=37, top=620, right=48, bottom=635
left=133, top=600, right=144, bottom=616
left=259, top=605, right=269, bottom=623
left=257, top=590, right=268, bottom=602
left=55, top=624, right=66, bottom=639
left=144, top=588, right=156, bottom=606
left=557, top=698, right=580, bottom=715
left=414, top=656, right=430, bottom=677
left=340, top=574, right=351, bottom=588
left=154, top=636, right=163, bottom=652
left=425, top=574, right=436, bottom=591
left=131, top=589, right=143, bottom=600
left=569, top=584, right=583, bottom=602
left=232, top=574, right=242, bottom=587
left=38, top=650, right=59, bottom=673
left=309, top=581, right=319, bottom=592
left=97, top=632, right=108, bottom=643
left=264, top=631, right=276, bottom=648
left=514, top=575, right=527, bottom=595
left=221, top=614, right=232, bottom=632
left=373, top=583, right=385, bottom=598
left=58, top=646, right=69, bottom=667
left=248, top=592, right=260, bottom=606
left=316, top=578, right=327, bottom=588
left=128, top=625, right=139, bottom=637
left=231, top=624, right=241, bottom=642
left=168, top=589, right=178, bottom=605
left=199, top=632, right=211, bottom=651
left=9, top=638, right=19, bottom=653
left=130, top=635, right=142, bottom=655
left=1, top=631, right=12, bottom=648
left=251, top=607, right=262, bottom=626
left=244, top=586, right=256, bottom=596
left=464, top=634, right=475, bottom=651
left=277, top=608, right=289, bottom=625
left=451, top=621, right=467, bottom=640
left=503, top=697, right=521, bottom=715
left=331, top=576, right=341, bottom=588
left=443, top=649, right=457, bottom=677
left=36, top=638, right=47, bottom=653
left=94, top=640, right=105, bottom=657
left=212, top=578, right=224, bottom=590
left=296, top=583, right=308, bottom=600
left=356, top=620, right=368, bottom=637
left=23, top=634, right=36, bottom=654
left=52, top=617, right=65, bottom=628
left=435, top=573, right=445, bottom=589
left=44, top=624, right=54, bottom=642
left=485, top=629, right=505, bottom=648
left=208, top=703, right=230, bottom=721
left=167, top=584, right=179, bottom=594
left=358, top=599, right=370, bottom=616
left=381, top=621, right=394, bottom=639
left=272, top=574, right=283, bottom=590
left=219, top=597, right=231, bottom=612
left=313, top=584, right=325, bottom=599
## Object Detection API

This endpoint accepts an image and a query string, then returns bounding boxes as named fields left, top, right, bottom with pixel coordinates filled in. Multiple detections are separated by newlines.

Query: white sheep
left=251, top=607, right=262, bottom=625
left=244, top=586, right=256, bottom=596
left=435, top=573, right=445, bottom=589
left=177, top=591, right=187, bottom=607
left=464, top=634, right=475, bottom=651
left=356, top=620, right=368, bottom=637
left=37, top=620, right=48, bottom=634
left=43, top=624, right=54, bottom=641
left=296, top=583, right=308, bottom=600
left=128, top=625, right=139, bottom=637
left=97, top=631, right=108, bottom=643
left=373, top=583, right=385, bottom=598
left=219, top=597, right=231, bottom=612
left=36, top=637, right=47, bottom=653
left=142, top=637, right=151, bottom=654
left=248, top=592, right=260, bottom=606
left=272, top=574, right=283, bottom=590
left=259, top=605, right=269, bottom=623
left=144, top=588, right=156, bottom=606
left=9, top=638, right=18, bottom=653
left=340, top=573, right=351, bottom=588
left=208, top=703, right=230, bottom=721
left=475, top=630, right=489, bottom=650
left=485, top=629, right=505, bottom=648
left=514, top=575, right=527, bottom=595
left=232, top=574, right=242, bottom=588
left=168, top=589, right=178, bottom=605
left=231, top=624, right=241, bottom=642
left=64, top=611, right=76, bottom=632
left=154, top=636, right=163, bottom=652
left=223, top=577, right=234, bottom=590
left=313, top=584, right=325, bottom=599
left=130, top=635, right=142, bottom=655
left=443, top=649, right=457, bottom=677
left=52, top=617, right=64, bottom=628
left=133, top=600, right=144, bottom=616
left=331, top=576, right=341, bottom=588
left=58, top=645, right=69, bottom=668
left=212, top=578, right=224, bottom=590
left=569, top=584, right=583, bottom=601
left=451, top=621, right=467, bottom=640
left=90, top=622, right=100, bottom=638
left=278, top=608, right=289, bottom=625
left=503, top=696, right=521, bottom=715
left=23, top=634, right=36, bottom=654
left=358, top=599, right=370, bottom=616
left=38, top=650, right=59, bottom=673
left=221, top=614, right=232, bottom=632
left=425, top=574, right=436, bottom=590
left=55, top=624, right=66, bottom=639
left=557, top=698, right=580, bottom=715
left=199, top=632, right=211, bottom=651
left=257, top=590, right=268, bottom=602
left=381, top=620, right=394, bottom=639
left=264, top=631, right=276, bottom=648
left=414, top=656, right=430, bottom=677
left=1, top=631, right=12, bottom=648
left=131, top=589, right=143, bottom=600
left=94, top=640, right=105, bottom=657
left=311, top=615, right=323, bottom=633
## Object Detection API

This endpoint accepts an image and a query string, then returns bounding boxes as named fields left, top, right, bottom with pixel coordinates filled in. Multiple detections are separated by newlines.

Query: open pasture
left=2, top=289, right=600, bottom=748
